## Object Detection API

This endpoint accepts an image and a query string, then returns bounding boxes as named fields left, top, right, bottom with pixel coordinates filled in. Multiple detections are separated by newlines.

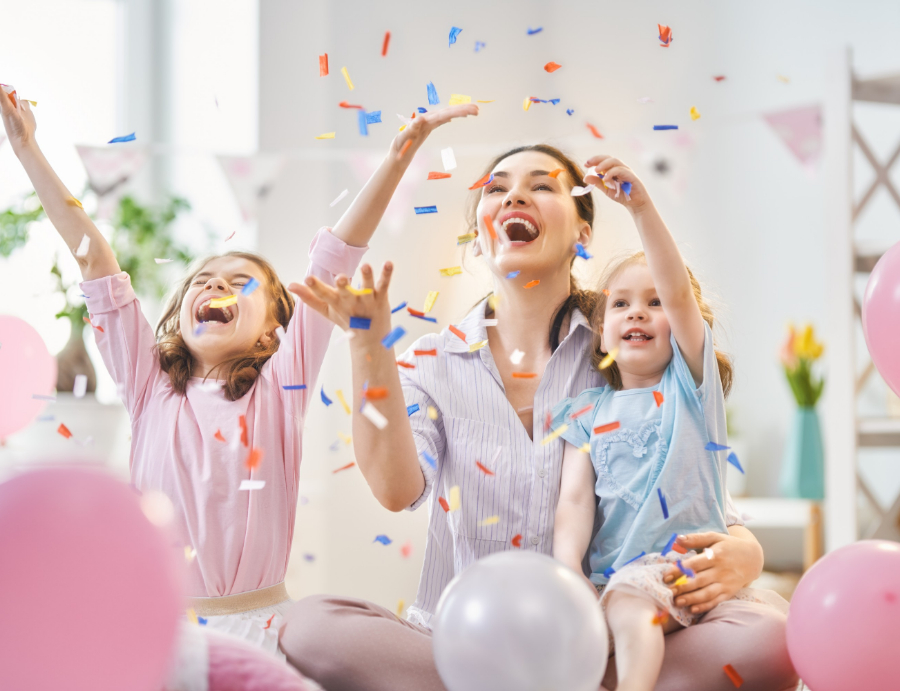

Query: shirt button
left=538, top=469, right=546, bottom=478
left=530, top=536, right=539, bottom=545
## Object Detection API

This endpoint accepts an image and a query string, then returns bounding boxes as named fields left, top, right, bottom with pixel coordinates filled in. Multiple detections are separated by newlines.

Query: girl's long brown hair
left=591, top=252, right=734, bottom=397
left=465, top=144, right=598, bottom=350
left=155, top=252, right=295, bottom=401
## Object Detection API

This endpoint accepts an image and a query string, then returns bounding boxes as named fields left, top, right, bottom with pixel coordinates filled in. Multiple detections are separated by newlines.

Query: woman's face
left=475, top=151, right=591, bottom=281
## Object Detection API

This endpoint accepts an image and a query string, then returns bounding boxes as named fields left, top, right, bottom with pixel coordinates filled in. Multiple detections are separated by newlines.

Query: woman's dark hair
left=466, top=144, right=598, bottom=350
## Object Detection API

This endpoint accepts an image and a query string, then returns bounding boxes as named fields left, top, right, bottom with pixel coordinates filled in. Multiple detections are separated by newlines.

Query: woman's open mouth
left=499, top=213, right=540, bottom=245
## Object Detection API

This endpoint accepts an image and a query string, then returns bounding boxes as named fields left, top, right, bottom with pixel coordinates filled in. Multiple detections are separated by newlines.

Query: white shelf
left=734, top=498, right=815, bottom=529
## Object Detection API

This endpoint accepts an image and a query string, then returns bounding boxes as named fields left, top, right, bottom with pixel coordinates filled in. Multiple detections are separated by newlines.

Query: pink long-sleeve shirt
left=81, top=228, right=366, bottom=597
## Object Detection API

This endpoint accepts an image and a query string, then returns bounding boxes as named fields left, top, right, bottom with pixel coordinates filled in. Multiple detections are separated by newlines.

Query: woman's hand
left=662, top=531, right=764, bottom=615
left=583, top=155, right=652, bottom=215
left=391, top=103, right=478, bottom=159
left=0, top=86, right=37, bottom=153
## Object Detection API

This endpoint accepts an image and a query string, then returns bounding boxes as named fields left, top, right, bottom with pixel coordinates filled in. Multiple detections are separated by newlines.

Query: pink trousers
left=278, top=595, right=799, bottom=691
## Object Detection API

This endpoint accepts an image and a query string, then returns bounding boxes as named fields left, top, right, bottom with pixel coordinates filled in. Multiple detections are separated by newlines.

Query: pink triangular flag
left=75, top=144, right=149, bottom=218
left=216, top=154, right=286, bottom=223
left=763, top=106, right=822, bottom=167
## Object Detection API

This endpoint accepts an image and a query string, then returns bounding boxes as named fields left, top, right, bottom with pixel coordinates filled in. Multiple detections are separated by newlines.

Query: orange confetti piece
left=427, top=172, right=452, bottom=180
left=396, top=361, right=416, bottom=369
left=586, top=123, right=604, bottom=139
left=398, top=140, right=412, bottom=158
left=512, top=372, right=537, bottom=379
left=319, top=53, right=328, bottom=76
left=475, top=461, right=495, bottom=476
left=57, top=423, right=73, bottom=439
left=364, top=386, right=389, bottom=400
left=407, top=307, right=427, bottom=317
left=414, top=349, right=438, bottom=357
left=653, top=391, right=664, bottom=407
left=593, top=421, right=621, bottom=435
left=214, top=429, right=226, bottom=443
left=672, top=542, right=687, bottom=555
left=468, top=172, right=493, bottom=190
left=723, top=664, right=743, bottom=688
left=400, top=540, right=413, bottom=558
left=382, top=31, right=391, bottom=57
left=438, top=496, right=450, bottom=512
left=483, top=214, right=497, bottom=241
left=338, top=101, right=364, bottom=109
left=651, top=609, right=670, bottom=626
left=544, top=61, right=562, bottom=73
left=263, top=614, right=276, bottom=630
left=523, top=280, right=541, bottom=289
left=449, top=325, right=466, bottom=342
left=511, top=534, right=523, bottom=547
left=333, top=462, right=356, bottom=474
left=602, top=289, right=611, bottom=296
left=83, top=316, right=104, bottom=333
left=569, top=404, right=594, bottom=419
left=658, top=24, right=673, bottom=47
left=245, top=447, right=264, bottom=470
left=239, top=415, right=248, bottom=447
left=548, top=168, right=563, bottom=178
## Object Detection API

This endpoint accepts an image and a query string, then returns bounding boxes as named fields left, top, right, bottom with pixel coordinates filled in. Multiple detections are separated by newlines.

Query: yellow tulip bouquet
left=780, top=324, right=825, bottom=407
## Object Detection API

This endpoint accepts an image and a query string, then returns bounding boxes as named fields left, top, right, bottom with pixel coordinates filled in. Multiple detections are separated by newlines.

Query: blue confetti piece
left=391, top=301, right=408, bottom=314
left=303, top=553, right=316, bottom=562
left=329, top=440, right=340, bottom=452
left=474, top=41, right=486, bottom=52
left=566, top=109, right=574, bottom=116
left=382, top=325, right=407, bottom=349
left=529, top=98, right=547, bottom=103
left=621, top=181, right=633, bottom=197
left=549, top=98, right=560, bottom=105
left=373, top=535, right=393, bottom=545
left=449, top=26, right=462, bottom=46
left=406, top=403, right=420, bottom=417
left=506, top=270, right=521, bottom=279
left=193, top=324, right=208, bottom=337
left=676, top=560, right=696, bottom=578
left=365, top=110, right=382, bottom=124
left=623, top=551, right=647, bottom=566
left=421, top=450, right=437, bottom=468
left=602, top=566, right=616, bottom=578
left=574, top=243, right=592, bottom=260
left=358, top=110, right=369, bottom=136
left=409, top=313, right=438, bottom=323
left=657, top=488, right=669, bottom=519
left=417, top=107, right=428, bottom=114
left=349, top=316, right=372, bottom=330
left=427, top=82, right=440, bottom=105
left=36, top=415, right=55, bottom=422
left=705, top=441, right=731, bottom=452
left=527, top=27, right=543, bottom=35
left=197, top=616, right=208, bottom=626
left=108, top=132, right=136, bottom=143
left=79, top=294, right=90, bottom=299
left=321, top=387, right=333, bottom=406
left=661, top=532, right=678, bottom=556
left=283, top=384, right=307, bottom=390
left=727, top=451, right=745, bottom=474
left=414, top=205, right=438, bottom=215
left=653, top=125, right=679, bottom=131
left=241, top=277, right=260, bottom=296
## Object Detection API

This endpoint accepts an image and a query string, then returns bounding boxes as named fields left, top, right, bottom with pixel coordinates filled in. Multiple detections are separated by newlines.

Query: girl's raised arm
left=0, top=86, right=119, bottom=281
left=587, top=155, right=706, bottom=384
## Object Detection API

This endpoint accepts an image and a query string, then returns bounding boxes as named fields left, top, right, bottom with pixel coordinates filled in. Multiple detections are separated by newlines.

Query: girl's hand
left=0, top=86, right=37, bottom=153
left=391, top=103, right=478, bottom=160
left=289, top=261, right=394, bottom=344
left=583, top=155, right=651, bottom=215
left=662, top=531, right=764, bottom=615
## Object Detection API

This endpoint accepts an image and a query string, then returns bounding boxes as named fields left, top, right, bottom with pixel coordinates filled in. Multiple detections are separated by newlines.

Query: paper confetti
left=337, top=431, right=352, bottom=445
left=603, top=567, right=616, bottom=578
left=333, top=462, right=356, bottom=474
left=421, top=450, right=437, bottom=468
left=723, top=664, right=744, bottom=688
left=415, top=206, right=438, bottom=215
left=690, top=106, right=701, bottom=121
left=362, top=402, right=388, bottom=429
left=457, top=233, right=476, bottom=245
left=363, top=386, right=388, bottom=400
left=510, top=349, right=525, bottom=365
left=653, top=125, right=678, bottom=131
left=75, top=235, right=91, bottom=257
left=727, top=451, right=745, bottom=474
left=414, top=349, right=438, bottom=357
left=586, top=123, right=603, bottom=139
left=566, top=108, right=574, bottom=116
left=345, top=285, right=373, bottom=296
left=241, top=277, right=260, bottom=296
left=341, top=66, right=354, bottom=90
left=468, top=172, right=494, bottom=189
left=427, top=81, right=440, bottom=105
left=475, top=41, right=486, bottom=52
left=68, top=197, right=83, bottom=209
left=262, top=614, right=275, bottom=630
left=187, top=608, right=199, bottom=625
left=214, top=429, right=226, bottom=443
left=83, top=316, right=104, bottom=333
left=319, top=54, right=329, bottom=76
left=57, top=423, right=73, bottom=439
left=544, top=62, right=562, bottom=73
left=73, top=374, right=87, bottom=399
left=330, top=189, right=349, bottom=207
left=428, top=172, right=452, bottom=180
left=599, top=348, right=618, bottom=370
left=154, top=258, right=173, bottom=265
left=427, top=406, right=438, bottom=420
left=522, top=97, right=533, bottom=112
left=523, top=280, right=540, bottom=289
left=349, top=316, right=372, bottom=330
left=448, top=486, right=460, bottom=511
left=511, top=534, right=523, bottom=547
left=382, top=31, right=391, bottom=57
left=512, top=372, right=537, bottom=379
left=547, top=168, right=564, bottom=179
left=340, top=101, right=363, bottom=109
left=571, top=184, right=595, bottom=197
left=449, top=26, right=462, bottom=46
left=661, top=533, right=678, bottom=556
left=475, top=461, right=495, bottom=476
left=396, top=360, right=415, bottom=369
left=398, top=140, right=412, bottom=157
left=382, top=326, right=407, bottom=349
left=365, top=111, right=382, bottom=124
left=374, top=535, right=393, bottom=545
left=335, top=389, right=352, bottom=414
left=108, top=132, right=136, bottom=144
left=673, top=575, right=688, bottom=587
left=449, top=325, right=467, bottom=342
left=314, top=132, right=336, bottom=139
left=777, top=75, right=790, bottom=84
left=209, top=295, right=237, bottom=309
left=448, top=94, right=472, bottom=106
left=658, top=24, right=673, bottom=47
left=651, top=391, right=664, bottom=408
left=676, top=560, right=696, bottom=578
left=658, top=488, right=669, bottom=519
left=440, top=266, right=462, bottom=277
left=407, top=403, right=420, bottom=416
left=438, top=496, right=450, bottom=512
left=705, top=441, right=731, bottom=452
left=321, top=387, right=333, bottom=406
left=391, top=301, right=408, bottom=314
left=239, top=480, right=266, bottom=491
left=574, top=243, right=592, bottom=260
left=621, top=181, right=633, bottom=200
left=468, top=340, right=488, bottom=352
left=651, top=610, right=670, bottom=626
left=479, top=515, right=500, bottom=526
left=672, top=542, right=687, bottom=555
left=593, top=421, right=620, bottom=435
left=527, top=27, right=543, bottom=35
left=704, top=547, right=715, bottom=560
left=358, top=110, right=369, bottom=136
left=245, top=447, right=263, bottom=470
left=624, top=551, right=647, bottom=566
left=441, top=147, right=457, bottom=171
left=541, top=424, right=568, bottom=446
left=32, top=394, right=56, bottom=402
left=407, top=309, right=437, bottom=323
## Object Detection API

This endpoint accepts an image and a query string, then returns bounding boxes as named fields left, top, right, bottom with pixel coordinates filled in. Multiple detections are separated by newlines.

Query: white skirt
left=198, top=598, right=295, bottom=659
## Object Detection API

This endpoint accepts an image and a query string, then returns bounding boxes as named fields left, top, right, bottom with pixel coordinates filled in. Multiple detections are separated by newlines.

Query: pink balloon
left=0, top=468, right=183, bottom=691
left=786, top=540, right=900, bottom=690
left=863, top=241, right=900, bottom=396
left=0, top=315, right=57, bottom=439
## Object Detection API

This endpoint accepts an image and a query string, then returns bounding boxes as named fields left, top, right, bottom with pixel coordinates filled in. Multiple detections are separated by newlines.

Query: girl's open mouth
left=196, top=299, right=235, bottom=325
left=623, top=330, right=652, bottom=342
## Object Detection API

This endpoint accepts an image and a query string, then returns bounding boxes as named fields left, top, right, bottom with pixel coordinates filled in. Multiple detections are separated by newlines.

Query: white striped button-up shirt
left=398, top=299, right=742, bottom=628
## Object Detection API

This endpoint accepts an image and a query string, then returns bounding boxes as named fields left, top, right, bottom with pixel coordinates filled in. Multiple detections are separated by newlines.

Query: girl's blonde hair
left=155, top=252, right=295, bottom=401
left=591, top=251, right=733, bottom=397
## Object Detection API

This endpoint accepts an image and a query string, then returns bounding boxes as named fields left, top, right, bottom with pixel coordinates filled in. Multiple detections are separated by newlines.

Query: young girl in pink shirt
left=0, top=83, right=476, bottom=659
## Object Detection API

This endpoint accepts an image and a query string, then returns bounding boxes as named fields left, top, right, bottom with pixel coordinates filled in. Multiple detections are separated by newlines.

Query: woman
left=281, top=130, right=798, bottom=690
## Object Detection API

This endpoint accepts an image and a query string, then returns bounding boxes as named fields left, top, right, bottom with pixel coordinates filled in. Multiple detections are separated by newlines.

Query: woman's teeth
left=501, top=218, right=539, bottom=242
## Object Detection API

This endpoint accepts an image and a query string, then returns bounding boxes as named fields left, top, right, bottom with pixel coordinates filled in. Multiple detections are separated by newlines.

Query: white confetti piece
left=275, top=326, right=286, bottom=341
left=154, top=258, right=174, bottom=264
left=478, top=319, right=498, bottom=327
left=74, top=234, right=90, bottom=258
left=571, top=184, right=595, bottom=197
left=510, top=349, right=525, bottom=365
left=32, top=394, right=56, bottom=402
left=441, top=147, right=457, bottom=171
left=239, top=480, right=266, bottom=491
left=73, top=374, right=87, bottom=399
left=329, top=189, right=349, bottom=207
left=361, top=402, right=388, bottom=430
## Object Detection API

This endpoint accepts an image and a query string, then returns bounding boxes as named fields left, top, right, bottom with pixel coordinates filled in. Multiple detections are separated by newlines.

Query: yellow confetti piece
left=457, top=233, right=476, bottom=245
left=26, top=100, right=36, bottom=106
left=541, top=424, right=569, bottom=446
left=469, top=339, right=488, bottom=352
left=487, top=294, right=500, bottom=310
left=448, top=94, right=472, bottom=106
left=523, top=97, right=532, bottom=111
left=341, top=66, right=355, bottom=90
left=479, top=515, right=500, bottom=526
left=599, top=348, right=618, bottom=370
left=184, top=546, right=196, bottom=562
left=209, top=295, right=238, bottom=308
left=345, top=285, right=373, bottom=295
left=67, top=197, right=83, bottom=209
left=335, top=389, right=352, bottom=415
left=448, top=485, right=461, bottom=512
left=186, top=608, right=199, bottom=625
left=427, top=406, right=438, bottom=420
left=673, top=575, right=688, bottom=586
left=396, top=599, right=405, bottom=617
left=440, top=266, right=463, bottom=277
left=314, top=132, right=336, bottom=140
left=777, top=74, right=790, bottom=84
left=580, top=443, right=591, bottom=453
left=424, top=291, right=439, bottom=312
left=690, top=106, right=701, bottom=121
left=399, top=124, right=407, bottom=132
left=337, top=431, right=352, bottom=445
left=476, top=99, right=495, bottom=103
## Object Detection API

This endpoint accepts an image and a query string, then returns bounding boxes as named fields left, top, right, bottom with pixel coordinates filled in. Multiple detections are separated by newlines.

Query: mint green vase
left=779, top=407, right=825, bottom=500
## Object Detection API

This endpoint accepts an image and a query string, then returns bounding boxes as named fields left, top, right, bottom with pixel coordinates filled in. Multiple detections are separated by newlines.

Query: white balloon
left=432, top=551, right=608, bottom=691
